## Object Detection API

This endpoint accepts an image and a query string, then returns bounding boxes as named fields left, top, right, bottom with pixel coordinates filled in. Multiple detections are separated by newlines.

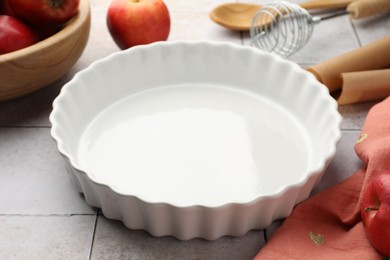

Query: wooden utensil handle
left=300, top=0, right=360, bottom=10
left=347, top=0, right=390, bottom=19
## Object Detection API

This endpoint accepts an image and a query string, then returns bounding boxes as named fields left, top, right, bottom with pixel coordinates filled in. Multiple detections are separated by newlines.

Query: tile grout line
left=348, top=18, right=362, bottom=47
left=0, top=213, right=96, bottom=217
left=0, top=125, right=51, bottom=129
left=340, top=128, right=362, bottom=132
left=88, top=213, right=99, bottom=260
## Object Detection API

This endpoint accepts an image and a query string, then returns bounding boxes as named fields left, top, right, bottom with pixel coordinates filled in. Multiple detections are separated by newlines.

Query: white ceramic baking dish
left=50, top=41, right=342, bottom=240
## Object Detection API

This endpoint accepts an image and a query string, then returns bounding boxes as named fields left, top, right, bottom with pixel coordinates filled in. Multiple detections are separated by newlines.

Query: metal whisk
left=250, top=1, right=346, bottom=57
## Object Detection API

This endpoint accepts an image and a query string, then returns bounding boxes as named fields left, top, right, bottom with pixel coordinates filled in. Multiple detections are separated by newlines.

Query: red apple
left=361, top=172, right=390, bottom=257
left=0, top=15, right=38, bottom=54
left=0, top=0, right=14, bottom=15
left=107, top=0, right=170, bottom=49
left=6, top=0, right=79, bottom=25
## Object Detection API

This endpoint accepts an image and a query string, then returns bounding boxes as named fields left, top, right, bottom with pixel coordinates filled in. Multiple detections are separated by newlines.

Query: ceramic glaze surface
left=77, top=84, right=310, bottom=206
left=50, top=41, right=342, bottom=239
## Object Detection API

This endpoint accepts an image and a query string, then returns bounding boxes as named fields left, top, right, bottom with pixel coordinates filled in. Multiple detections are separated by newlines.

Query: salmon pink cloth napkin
left=255, top=96, right=390, bottom=259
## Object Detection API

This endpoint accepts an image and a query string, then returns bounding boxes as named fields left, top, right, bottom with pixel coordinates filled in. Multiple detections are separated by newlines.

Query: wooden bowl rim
left=0, top=0, right=90, bottom=62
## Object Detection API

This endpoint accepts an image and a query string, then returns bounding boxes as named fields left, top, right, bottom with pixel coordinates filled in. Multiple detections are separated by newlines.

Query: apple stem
left=365, top=207, right=379, bottom=212
left=51, top=0, right=66, bottom=9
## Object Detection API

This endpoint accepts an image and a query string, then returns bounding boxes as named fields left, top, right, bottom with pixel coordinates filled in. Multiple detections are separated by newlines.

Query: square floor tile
left=338, top=101, right=377, bottom=130
left=91, top=216, right=265, bottom=260
left=352, top=12, right=390, bottom=45
left=0, top=215, right=96, bottom=259
left=0, top=127, right=94, bottom=214
left=169, top=11, right=241, bottom=43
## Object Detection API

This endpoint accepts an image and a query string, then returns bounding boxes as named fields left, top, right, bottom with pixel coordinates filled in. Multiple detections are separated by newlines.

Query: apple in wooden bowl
left=0, top=0, right=90, bottom=101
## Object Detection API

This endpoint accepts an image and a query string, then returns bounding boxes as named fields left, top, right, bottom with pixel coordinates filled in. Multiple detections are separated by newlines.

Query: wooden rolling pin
left=307, top=36, right=390, bottom=93
left=348, top=0, right=390, bottom=19
left=299, top=0, right=359, bottom=11
left=338, top=69, right=390, bottom=105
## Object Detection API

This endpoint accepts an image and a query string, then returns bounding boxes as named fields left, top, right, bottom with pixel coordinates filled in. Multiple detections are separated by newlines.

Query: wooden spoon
left=209, top=0, right=360, bottom=31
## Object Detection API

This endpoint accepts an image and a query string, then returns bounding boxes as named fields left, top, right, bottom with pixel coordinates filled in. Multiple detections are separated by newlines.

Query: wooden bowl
left=0, top=0, right=90, bottom=101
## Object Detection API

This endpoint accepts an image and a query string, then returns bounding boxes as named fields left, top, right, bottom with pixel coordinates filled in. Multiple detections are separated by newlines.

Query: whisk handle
left=299, top=0, right=359, bottom=10
left=347, top=0, right=390, bottom=19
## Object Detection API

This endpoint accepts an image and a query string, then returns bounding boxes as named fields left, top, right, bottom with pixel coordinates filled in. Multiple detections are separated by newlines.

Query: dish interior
left=76, top=83, right=312, bottom=207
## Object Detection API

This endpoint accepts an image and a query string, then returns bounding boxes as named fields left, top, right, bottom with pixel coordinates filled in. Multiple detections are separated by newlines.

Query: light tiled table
left=0, top=0, right=389, bottom=259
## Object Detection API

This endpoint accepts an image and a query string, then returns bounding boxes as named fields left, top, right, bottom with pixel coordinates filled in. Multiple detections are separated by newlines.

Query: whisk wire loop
left=250, top=1, right=315, bottom=57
